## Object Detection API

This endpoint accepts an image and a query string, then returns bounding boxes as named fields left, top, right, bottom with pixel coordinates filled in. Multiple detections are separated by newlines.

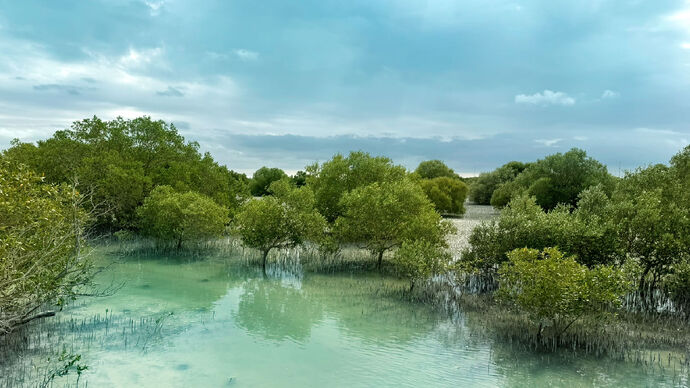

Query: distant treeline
left=467, top=148, right=614, bottom=210
left=2, top=116, right=467, bottom=237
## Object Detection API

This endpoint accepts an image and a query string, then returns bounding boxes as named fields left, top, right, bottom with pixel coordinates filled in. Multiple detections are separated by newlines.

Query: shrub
left=0, top=163, right=92, bottom=333
left=393, top=240, right=452, bottom=292
left=497, top=247, right=632, bottom=339
left=136, top=186, right=228, bottom=248
left=462, top=192, right=619, bottom=272
left=306, top=152, right=407, bottom=222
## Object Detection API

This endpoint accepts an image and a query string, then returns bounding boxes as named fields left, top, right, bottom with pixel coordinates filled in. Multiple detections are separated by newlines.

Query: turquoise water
left=2, top=253, right=687, bottom=387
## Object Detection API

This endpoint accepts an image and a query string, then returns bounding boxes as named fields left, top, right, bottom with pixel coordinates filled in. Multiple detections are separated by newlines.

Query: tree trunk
left=638, top=263, right=654, bottom=312
left=377, top=250, right=384, bottom=270
left=262, top=249, right=270, bottom=277
left=14, top=310, right=57, bottom=330
left=409, top=280, right=415, bottom=293
left=557, top=315, right=581, bottom=341
left=639, top=263, right=652, bottom=291
left=177, top=235, right=183, bottom=250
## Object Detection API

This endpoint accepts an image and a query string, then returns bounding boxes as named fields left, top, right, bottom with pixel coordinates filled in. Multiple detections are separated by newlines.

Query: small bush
left=393, top=240, right=452, bottom=292
left=497, top=247, right=632, bottom=339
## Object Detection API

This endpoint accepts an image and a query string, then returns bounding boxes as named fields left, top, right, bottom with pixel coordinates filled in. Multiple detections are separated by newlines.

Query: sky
left=1, top=0, right=689, bottom=175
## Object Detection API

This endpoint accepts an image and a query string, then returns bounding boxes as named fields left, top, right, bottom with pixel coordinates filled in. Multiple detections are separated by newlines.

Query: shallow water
left=2, top=252, right=688, bottom=387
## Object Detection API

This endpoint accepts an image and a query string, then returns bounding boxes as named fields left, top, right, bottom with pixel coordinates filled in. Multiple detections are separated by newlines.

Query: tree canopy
left=419, top=176, right=468, bottom=216
left=334, top=178, right=454, bottom=269
left=415, top=160, right=458, bottom=180
left=250, top=167, right=288, bottom=196
left=2, top=116, right=249, bottom=231
left=608, top=160, right=690, bottom=290
left=469, top=161, right=527, bottom=205
left=489, top=149, right=613, bottom=210
left=461, top=190, right=621, bottom=272
left=306, top=151, right=407, bottom=222
left=136, top=186, right=229, bottom=249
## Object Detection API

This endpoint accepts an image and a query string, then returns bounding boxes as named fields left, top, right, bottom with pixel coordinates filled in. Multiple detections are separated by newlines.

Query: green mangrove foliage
left=233, top=180, right=327, bottom=274
left=2, top=116, right=249, bottom=231
left=290, top=170, right=308, bottom=187
left=414, top=159, right=458, bottom=180
left=469, top=161, right=527, bottom=205
left=497, top=248, right=632, bottom=339
left=136, top=186, right=229, bottom=249
left=249, top=167, right=288, bottom=197
left=419, top=176, right=468, bottom=216
left=609, top=156, right=690, bottom=291
left=306, top=151, right=407, bottom=222
left=530, top=149, right=611, bottom=209
left=393, top=240, right=452, bottom=292
left=462, top=189, right=619, bottom=272
left=465, top=145, right=690, bottom=308
left=0, top=162, right=91, bottom=334
left=334, top=179, right=455, bottom=269
left=469, top=149, right=613, bottom=210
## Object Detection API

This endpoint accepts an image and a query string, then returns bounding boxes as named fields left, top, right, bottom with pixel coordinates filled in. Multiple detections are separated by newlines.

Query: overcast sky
left=1, top=0, right=689, bottom=175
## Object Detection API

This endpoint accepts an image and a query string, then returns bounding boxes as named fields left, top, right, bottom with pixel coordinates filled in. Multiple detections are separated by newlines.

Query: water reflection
left=80, top=256, right=239, bottom=315
left=234, top=278, right=324, bottom=342
left=299, top=275, right=440, bottom=344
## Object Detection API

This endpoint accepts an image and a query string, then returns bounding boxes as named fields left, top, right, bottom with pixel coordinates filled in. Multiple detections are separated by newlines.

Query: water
left=1, top=252, right=687, bottom=387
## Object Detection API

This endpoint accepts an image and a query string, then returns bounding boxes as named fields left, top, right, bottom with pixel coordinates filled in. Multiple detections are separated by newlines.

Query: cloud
left=208, top=49, right=260, bottom=62
left=114, top=47, right=165, bottom=69
left=206, top=51, right=229, bottom=61
left=0, top=35, right=240, bottom=148
left=601, top=89, right=620, bottom=99
left=666, top=138, right=689, bottom=149
left=635, top=127, right=683, bottom=136
left=534, top=138, right=562, bottom=147
left=515, top=90, right=575, bottom=106
left=33, top=84, right=85, bottom=95
left=172, top=121, right=191, bottom=130
left=144, top=1, right=165, bottom=16
left=234, top=49, right=259, bottom=61
left=1, top=0, right=690, bottom=175
left=156, top=86, right=184, bottom=97
left=635, top=128, right=690, bottom=151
